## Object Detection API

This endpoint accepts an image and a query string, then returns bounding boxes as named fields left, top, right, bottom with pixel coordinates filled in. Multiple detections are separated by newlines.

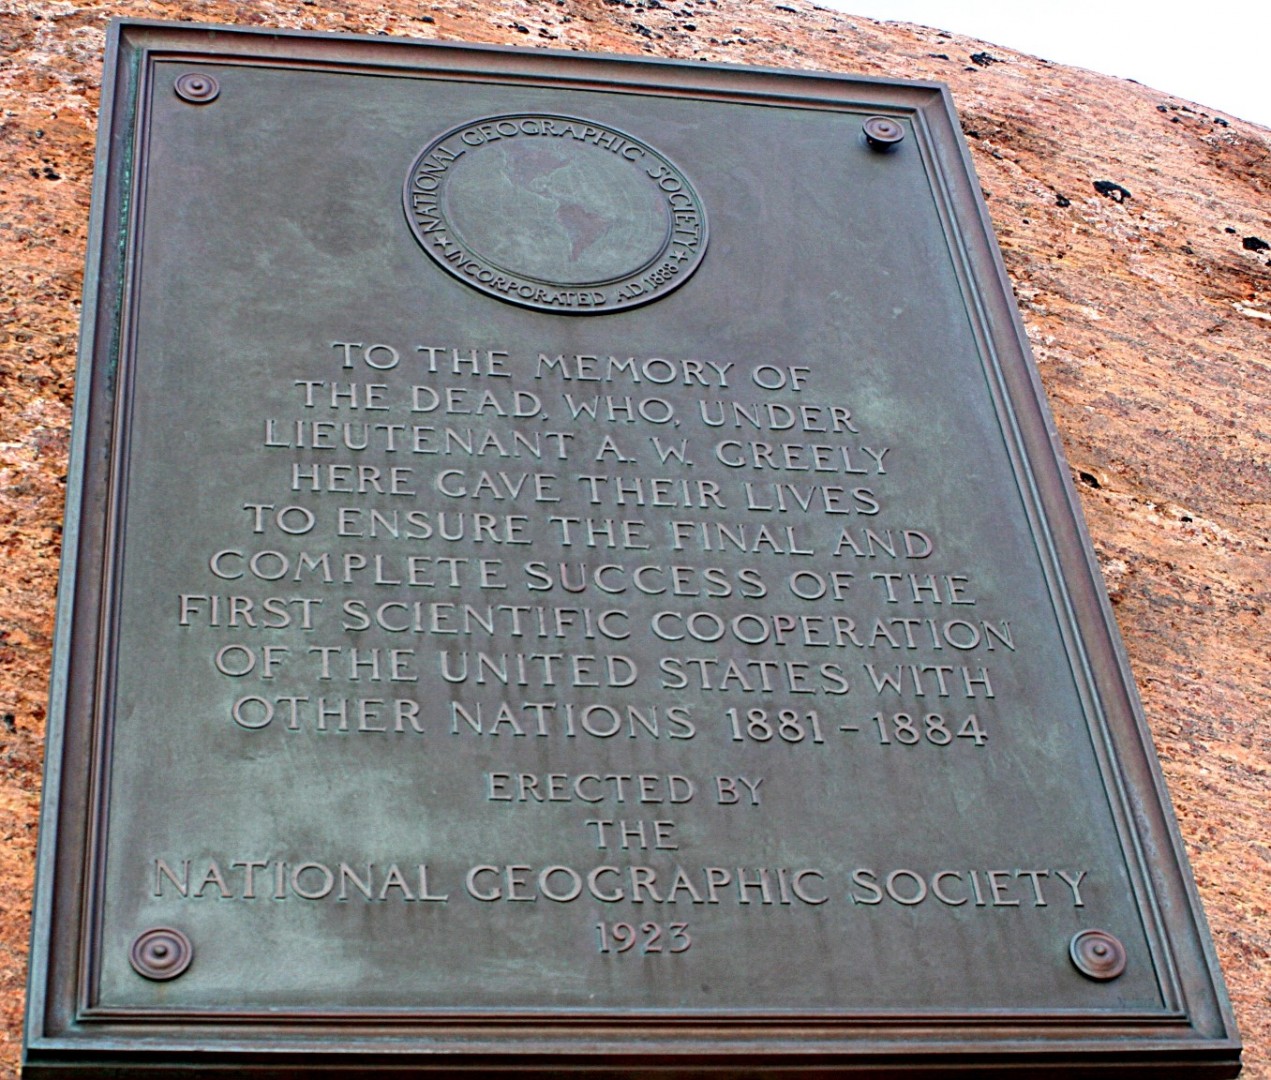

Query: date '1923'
left=596, top=921, right=691, bottom=954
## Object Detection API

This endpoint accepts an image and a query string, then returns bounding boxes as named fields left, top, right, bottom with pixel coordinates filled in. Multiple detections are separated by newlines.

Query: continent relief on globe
left=405, top=115, right=708, bottom=314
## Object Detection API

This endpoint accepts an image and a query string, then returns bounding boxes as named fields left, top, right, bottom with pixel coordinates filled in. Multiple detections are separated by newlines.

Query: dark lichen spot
left=1094, top=180, right=1131, bottom=202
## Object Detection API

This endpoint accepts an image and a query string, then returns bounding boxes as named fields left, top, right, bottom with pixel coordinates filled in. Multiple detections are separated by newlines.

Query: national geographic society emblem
left=404, top=114, right=708, bottom=314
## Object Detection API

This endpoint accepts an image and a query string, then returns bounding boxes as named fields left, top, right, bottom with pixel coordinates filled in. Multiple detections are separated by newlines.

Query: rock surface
left=0, top=1, right=1267, bottom=1076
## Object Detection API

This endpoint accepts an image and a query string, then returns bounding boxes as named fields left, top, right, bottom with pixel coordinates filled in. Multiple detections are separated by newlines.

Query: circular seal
left=404, top=114, right=708, bottom=314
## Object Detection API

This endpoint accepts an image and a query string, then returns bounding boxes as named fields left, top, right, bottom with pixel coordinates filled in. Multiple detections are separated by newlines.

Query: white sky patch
left=812, top=1, right=1271, bottom=128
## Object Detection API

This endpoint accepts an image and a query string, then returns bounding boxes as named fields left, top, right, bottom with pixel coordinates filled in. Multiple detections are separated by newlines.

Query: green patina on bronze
left=23, top=20, right=1239, bottom=1078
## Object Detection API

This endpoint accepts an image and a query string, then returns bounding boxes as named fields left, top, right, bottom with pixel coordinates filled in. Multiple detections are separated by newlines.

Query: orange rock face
left=1, top=2, right=1267, bottom=1077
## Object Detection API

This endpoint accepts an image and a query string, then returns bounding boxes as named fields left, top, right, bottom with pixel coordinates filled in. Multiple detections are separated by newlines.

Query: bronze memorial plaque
left=25, top=20, right=1240, bottom=1077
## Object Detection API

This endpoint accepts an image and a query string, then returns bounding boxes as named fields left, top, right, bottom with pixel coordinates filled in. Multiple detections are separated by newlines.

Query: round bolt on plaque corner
left=174, top=72, right=220, bottom=104
left=130, top=927, right=194, bottom=981
left=1069, top=929, right=1127, bottom=981
left=863, top=115, right=905, bottom=150
left=403, top=113, right=708, bottom=315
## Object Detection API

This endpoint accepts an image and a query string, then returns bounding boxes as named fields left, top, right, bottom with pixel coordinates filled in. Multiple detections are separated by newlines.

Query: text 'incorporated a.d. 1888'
left=24, top=20, right=1239, bottom=1078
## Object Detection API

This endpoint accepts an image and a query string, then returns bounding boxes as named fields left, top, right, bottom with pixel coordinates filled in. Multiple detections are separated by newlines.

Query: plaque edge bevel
left=910, top=82, right=1241, bottom=1050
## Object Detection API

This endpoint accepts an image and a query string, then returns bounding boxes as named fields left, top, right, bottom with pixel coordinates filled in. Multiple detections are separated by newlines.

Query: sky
left=814, top=1, right=1271, bottom=129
